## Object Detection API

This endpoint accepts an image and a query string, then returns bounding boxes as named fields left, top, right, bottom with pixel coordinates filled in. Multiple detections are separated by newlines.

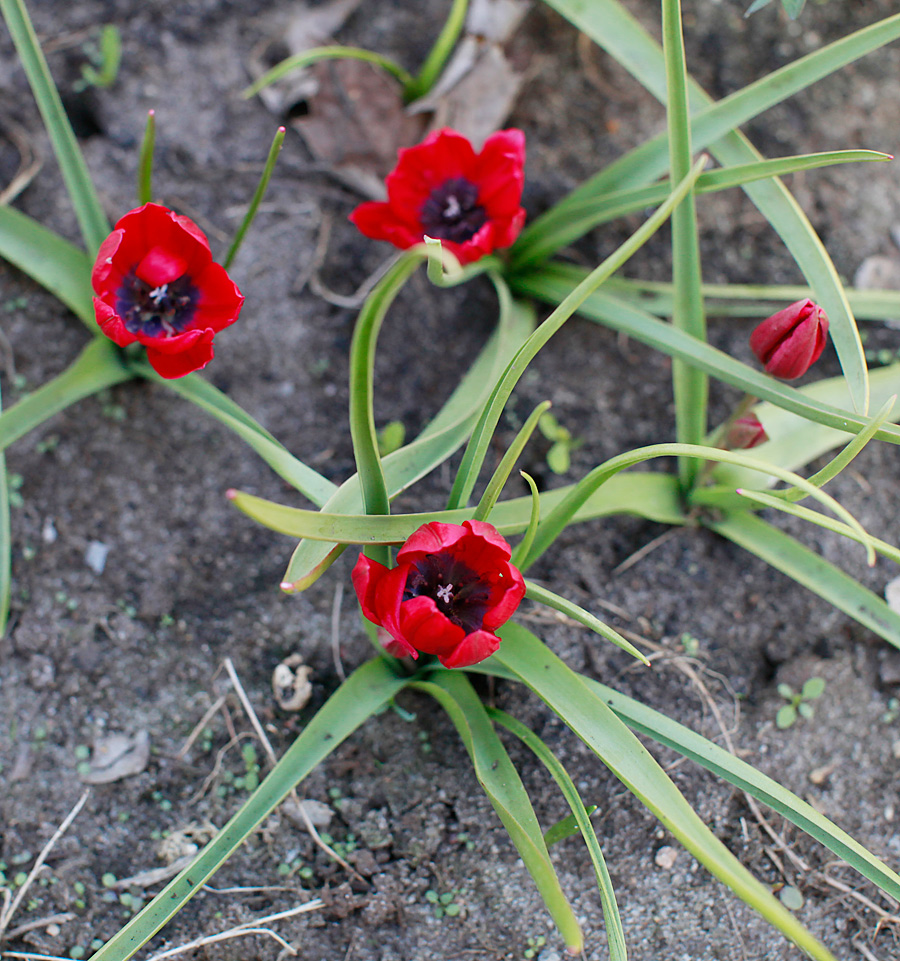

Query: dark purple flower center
left=419, top=177, right=487, bottom=244
left=403, top=552, right=491, bottom=634
left=116, top=270, right=199, bottom=338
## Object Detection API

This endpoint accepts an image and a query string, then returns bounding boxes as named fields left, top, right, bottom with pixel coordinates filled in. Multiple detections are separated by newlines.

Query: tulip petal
left=146, top=333, right=214, bottom=379
left=439, top=629, right=500, bottom=668
left=351, top=553, right=391, bottom=625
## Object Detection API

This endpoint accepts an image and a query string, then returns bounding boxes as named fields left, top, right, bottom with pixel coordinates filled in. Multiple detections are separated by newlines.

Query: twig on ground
left=4, top=913, right=74, bottom=941
left=175, top=693, right=229, bottom=760
left=0, top=791, right=90, bottom=942
left=141, top=900, right=324, bottom=961
left=187, top=730, right=256, bottom=805
left=221, top=658, right=365, bottom=883
left=306, top=213, right=396, bottom=307
left=612, top=527, right=682, bottom=576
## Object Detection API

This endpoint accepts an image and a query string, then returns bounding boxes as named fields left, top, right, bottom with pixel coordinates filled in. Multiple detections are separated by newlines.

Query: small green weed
left=537, top=411, right=582, bottom=475
left=424, top=887, right=462, bottom=919
left=776, top=677, right=825, bottom=729
left=74, top=25, right=122, bottom=91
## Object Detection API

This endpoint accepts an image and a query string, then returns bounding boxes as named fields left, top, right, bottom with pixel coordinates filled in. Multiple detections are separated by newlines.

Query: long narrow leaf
left=512, top=151, right=890, bottom=266
left=474, top=400, right=550, bottom=521
left=89, top=657, right=409, bottom=961
left=710, top=366, right=900, bottom=493
left=411, top=673, right=583, bottom=952
left=663, top=0, right=707, bottom=487
left=727, top=489, right=900, bottom=565
left=447, top=155, right=708, bottom=511
left=493, top=624, right=838, bottom=961
left=280, top=293, right=535, bottom=589
left=600, top=276, right=900, bottom=322
left=512, top=266, right=900, bottom=445
left=243, top=45, right=412, bottom=98
left=519, top=441, right=875, bottom=571
left=0, top=339, right=131, bottom=453
left=709, top=511, right=900, bottom=650
left=0, top=206, right=94, bottom=326
left=230, top=470, right=687, bottom=544
left=0, top=0, right=110, bottom=253
left=489, top=707, right=627, bottom=961
left=524, top=580, right=649, bottom=664
left=532, top=1, right=900, bottom=412
left=349, top=251, right=425, bottom=521
left=473, top=659, right=900, bottom=905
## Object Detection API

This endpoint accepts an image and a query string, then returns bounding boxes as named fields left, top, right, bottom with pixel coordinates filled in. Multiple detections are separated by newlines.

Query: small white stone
left=655, top=845, right=678, bottom=870
left=85, top=540, right=110, bottom=574
left=42, top=518, right=57, bottom=544
left=886, top=575, right=900, bottom=614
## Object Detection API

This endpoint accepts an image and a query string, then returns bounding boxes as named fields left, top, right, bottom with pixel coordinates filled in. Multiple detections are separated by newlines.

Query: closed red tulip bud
left=749, top=299, right=829, bottom=380
left=727, top=414, right=768, bottom=450
left=352, top=520, right=526, bottom=669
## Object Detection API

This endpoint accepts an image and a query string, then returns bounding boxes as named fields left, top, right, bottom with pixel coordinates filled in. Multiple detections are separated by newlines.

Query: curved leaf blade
left=493, top=624, right=838, bottom=961
left=0, top=206, right=94, bottom=326
left=412, top=673, right=583, bottom=953
left=0, top=339, right=131, bottom=453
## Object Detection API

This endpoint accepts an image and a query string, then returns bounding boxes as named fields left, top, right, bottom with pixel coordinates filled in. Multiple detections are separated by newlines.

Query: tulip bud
left=726, top=414, right=768, bottom=450
left=749, top=299, right=829, bottom=380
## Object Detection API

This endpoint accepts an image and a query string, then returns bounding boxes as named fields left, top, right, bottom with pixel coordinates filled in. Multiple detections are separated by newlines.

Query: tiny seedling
left=537, top=411, right=582, bottom=475
left=377, top=420, right=406, bottom=456
left=776, top=677, right=826, bottom=729
left=424, top=887, right=462, bottom=919
left=524, top=934, right=547, bottom=959
left=74, top=25, right=122, bottom=91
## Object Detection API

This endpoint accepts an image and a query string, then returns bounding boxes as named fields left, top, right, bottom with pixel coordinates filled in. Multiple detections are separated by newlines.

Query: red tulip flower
left=350, top=128, right=526, bottom=266
left=749, top=299, right=829, bottom=380
left=92, top=203, right=244, bottom=379
left=352, top=520, right=526, bottom=669
left=726, top=414, right=768, bottom=450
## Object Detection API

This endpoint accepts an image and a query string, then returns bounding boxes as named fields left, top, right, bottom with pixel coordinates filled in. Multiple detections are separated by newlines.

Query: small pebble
left=85, top=540, right=110, bottom=574
left=655, top=845, right=678, bottom=870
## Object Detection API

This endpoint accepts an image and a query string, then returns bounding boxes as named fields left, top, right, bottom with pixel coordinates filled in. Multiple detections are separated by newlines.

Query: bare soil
left=2, top=1, right=900, bottom=960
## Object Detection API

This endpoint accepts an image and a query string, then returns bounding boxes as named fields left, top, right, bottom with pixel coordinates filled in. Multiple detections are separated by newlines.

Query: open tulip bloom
left=352, top=521, right=526, bottom=668
left=350, top=128, right=527, bottom=265
left=92, top=203, right=244, bottom=378
left=7, top=2, right=900, bottom=960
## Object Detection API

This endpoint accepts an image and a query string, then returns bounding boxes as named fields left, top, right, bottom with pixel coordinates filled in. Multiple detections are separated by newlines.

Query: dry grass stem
left=142, top=900, right=324, bottom=961
left=0, top=791, right=90, bottom=942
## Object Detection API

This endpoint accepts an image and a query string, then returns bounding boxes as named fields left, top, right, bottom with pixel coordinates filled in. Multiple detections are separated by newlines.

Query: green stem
left=137, top=109, right=156, bottom=205
left=243, top=46, right=412, bottom=99
left=404, top=0, right=470, bottom=101
left=663, top=0, right=706, bottom=490
left=223, top=126, right=286, bottom=271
